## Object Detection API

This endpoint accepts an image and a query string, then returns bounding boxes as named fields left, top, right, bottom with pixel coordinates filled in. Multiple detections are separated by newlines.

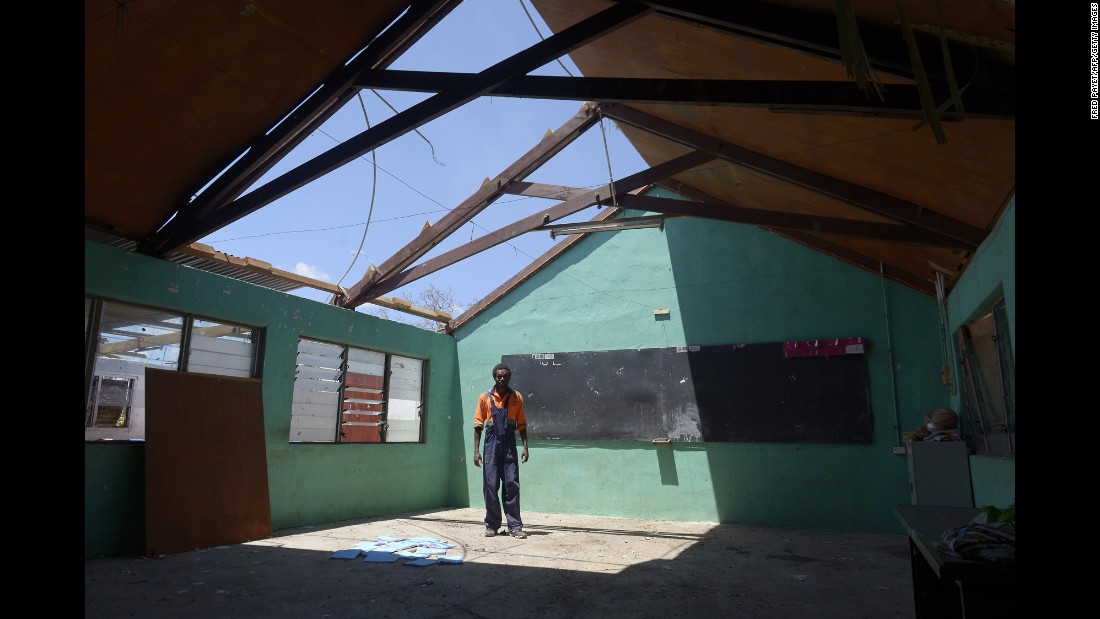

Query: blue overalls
left=482, top=388, right=522, bottom=532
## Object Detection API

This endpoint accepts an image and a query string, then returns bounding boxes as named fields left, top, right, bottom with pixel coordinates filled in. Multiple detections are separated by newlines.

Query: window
left=84, top=298, right=262, bottom=442
left=86, top=374, right=137, bottom=429
left=188, top=317, right=262, bottom=378
left=290, top=338, right=425, bottom=443
left=956, top=298, right=1014, bottom=456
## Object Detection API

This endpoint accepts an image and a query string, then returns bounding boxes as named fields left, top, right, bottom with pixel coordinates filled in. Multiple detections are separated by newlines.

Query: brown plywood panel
left=770, top=0, right=1015, bottom=51
left=145, top=369, right=271, bottom=556
left=85, top=0, right=410, bottom=238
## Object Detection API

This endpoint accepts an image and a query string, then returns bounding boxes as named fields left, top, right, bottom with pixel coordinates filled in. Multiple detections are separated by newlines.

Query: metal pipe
left=879, top=262, right=902, bottom=445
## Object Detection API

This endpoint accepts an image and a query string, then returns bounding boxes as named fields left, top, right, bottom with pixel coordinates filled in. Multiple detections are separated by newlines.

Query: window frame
left=291, top=337, right=427, bottom=444
left=84, top=296, right=263, bottom=442
left=86, top=373, right=138, bottom=430
left=956, top=297, right=1014, bottom=457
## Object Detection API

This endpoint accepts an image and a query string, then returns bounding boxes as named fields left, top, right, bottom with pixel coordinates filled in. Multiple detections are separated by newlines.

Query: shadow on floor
left=85, top=507, right=916, bottom=619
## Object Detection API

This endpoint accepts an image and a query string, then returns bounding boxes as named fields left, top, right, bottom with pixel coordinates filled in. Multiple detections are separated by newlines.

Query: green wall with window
left=84, top=240, right=461, bottom=558
left=85, top=193, right=1014, bottom=556
left=451, top=186, right=950, bottom=534
left=945, top=197, right=1016, bottom=509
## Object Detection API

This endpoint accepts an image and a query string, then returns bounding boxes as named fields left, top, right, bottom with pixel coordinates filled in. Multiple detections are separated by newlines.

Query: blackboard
left=502, top=342, right=871, bottom=443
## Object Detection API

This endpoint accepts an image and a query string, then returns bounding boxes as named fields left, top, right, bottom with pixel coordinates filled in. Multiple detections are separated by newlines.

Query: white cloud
left=293, top=262, right=330, bottom=282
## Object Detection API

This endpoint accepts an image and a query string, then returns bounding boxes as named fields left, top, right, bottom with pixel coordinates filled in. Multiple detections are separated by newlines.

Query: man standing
left=473, top=363, right=529, bottom=538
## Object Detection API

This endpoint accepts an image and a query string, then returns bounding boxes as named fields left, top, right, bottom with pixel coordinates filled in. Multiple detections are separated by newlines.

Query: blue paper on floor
left=330, top=549, right=363, bottom=560
left=347, top=535, right=464, bottom=566
left=409, top=537, right=455, bottom=549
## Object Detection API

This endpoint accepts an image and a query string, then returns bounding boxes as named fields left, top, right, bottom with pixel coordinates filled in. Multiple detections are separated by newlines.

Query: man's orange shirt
left=473, top=389, right=527, bottom=431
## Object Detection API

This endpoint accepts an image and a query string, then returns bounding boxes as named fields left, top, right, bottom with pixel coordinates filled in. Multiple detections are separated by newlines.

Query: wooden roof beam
left=657, top=183, right=936, bottom=295
left=178, top=244, right=450, bottom=323
left=599, top=102, right=985, bottom=248
left=346, top=150, right=715, bottom=305
left=446, top=207, right=625, bottom=333
left=614, top=194, right=974, bottom=249
left=356, top=71, right=1013, bottom=118
left=336, top=103, right=603, bottom=309
left=502, top=182, right=591, bottom=201
left=358, top=103, right=603, bottom=291
left=140, top=0, right=462, bottom=258
left=144, top=1, right=652, bottom=258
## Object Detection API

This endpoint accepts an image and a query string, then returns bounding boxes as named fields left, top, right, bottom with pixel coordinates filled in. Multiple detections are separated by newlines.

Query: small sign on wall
left=783, top=337, right=867, bottom=358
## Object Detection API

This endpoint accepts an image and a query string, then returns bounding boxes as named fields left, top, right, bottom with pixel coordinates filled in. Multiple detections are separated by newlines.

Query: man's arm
left=515, top=391, right=529, bottom=463
left=473, top=393, right=485, bottom=467
left=473, top=426, right=482, bottom=467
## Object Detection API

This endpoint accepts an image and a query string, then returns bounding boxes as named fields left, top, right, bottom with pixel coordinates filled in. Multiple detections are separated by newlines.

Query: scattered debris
left=329, top=535, right=463, bottom=567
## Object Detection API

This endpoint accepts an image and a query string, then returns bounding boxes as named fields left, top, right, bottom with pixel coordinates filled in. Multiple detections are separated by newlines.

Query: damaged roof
left=85, top=0, right=1014, bottom=327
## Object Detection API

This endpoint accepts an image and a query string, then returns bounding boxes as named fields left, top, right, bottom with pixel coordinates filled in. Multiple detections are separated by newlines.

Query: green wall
left=945, top=197, right=1016, bottom=509
left=452, top=186, right=949, bottom=533
left=85, top=192, right=1014, bottom=555
left=84, top=443, right=146, bottom=558
left=85, top=241, right=461, bottom=558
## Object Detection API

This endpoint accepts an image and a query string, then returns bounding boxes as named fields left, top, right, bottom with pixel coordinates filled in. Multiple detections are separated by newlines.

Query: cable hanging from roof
left=597, top=108, right=618, bottom=210
left=334, top=92, right=380, bottom=296
left=518, top=0, right=574, bottom=77
left=370, top=90, right=445, bottom=167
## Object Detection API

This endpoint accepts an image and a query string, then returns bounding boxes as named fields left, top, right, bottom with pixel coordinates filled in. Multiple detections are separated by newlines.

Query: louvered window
left=291, top=338, right=425, bottom=443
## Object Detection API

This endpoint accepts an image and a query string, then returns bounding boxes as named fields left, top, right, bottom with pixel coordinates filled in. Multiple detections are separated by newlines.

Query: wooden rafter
left=355, top=71, right=1012, bottom=118
left=350, top=151, right=714, bottom=304
left=614, top=194, right=972, bottom=249
left=142, top=1, right=653, bottom=258
left=178, top=244, right=452, bottom=323
left=140, top=0, right=463, bottom=258
left=659, top=183, right=937, bottom=295
left=599, top=102, right=983, bottom=248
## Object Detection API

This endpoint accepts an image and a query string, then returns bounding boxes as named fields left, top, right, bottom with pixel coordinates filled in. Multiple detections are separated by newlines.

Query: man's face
left=494, top=370, right=511, bottom=389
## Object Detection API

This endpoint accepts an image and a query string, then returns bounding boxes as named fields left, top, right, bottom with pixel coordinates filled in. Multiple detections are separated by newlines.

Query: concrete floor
left=85, top=507, right=917, bottom=618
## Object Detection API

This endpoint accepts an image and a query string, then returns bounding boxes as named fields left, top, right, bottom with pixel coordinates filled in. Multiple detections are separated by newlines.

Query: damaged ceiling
left=85, top=0, right=1015, bottom=326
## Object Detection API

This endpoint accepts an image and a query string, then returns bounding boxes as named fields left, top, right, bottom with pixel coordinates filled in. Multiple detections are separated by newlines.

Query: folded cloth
left=939, top=521, right=1015, bottom=563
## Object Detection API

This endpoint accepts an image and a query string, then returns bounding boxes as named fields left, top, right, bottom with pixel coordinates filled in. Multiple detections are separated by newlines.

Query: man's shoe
left=484, top=527, right=497, bottom=537
left=508, top=528, right=528, bottom=539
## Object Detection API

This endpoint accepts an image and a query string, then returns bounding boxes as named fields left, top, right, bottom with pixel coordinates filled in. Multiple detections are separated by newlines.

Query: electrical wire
left=334, top=92, right=379, bottom=292
left=879, top=262, right=903, bottom=446
left=370, top=89, right=445, bottom=166
left=598, top=110, right=618, bottom=209
left=934, top=272, right=957, bottom=395
left=518, top=0, right=574, bottom=77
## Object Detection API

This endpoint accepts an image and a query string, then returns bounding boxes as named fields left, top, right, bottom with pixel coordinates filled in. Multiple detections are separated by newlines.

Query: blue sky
left=200, top=0, right=649, bottom=320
